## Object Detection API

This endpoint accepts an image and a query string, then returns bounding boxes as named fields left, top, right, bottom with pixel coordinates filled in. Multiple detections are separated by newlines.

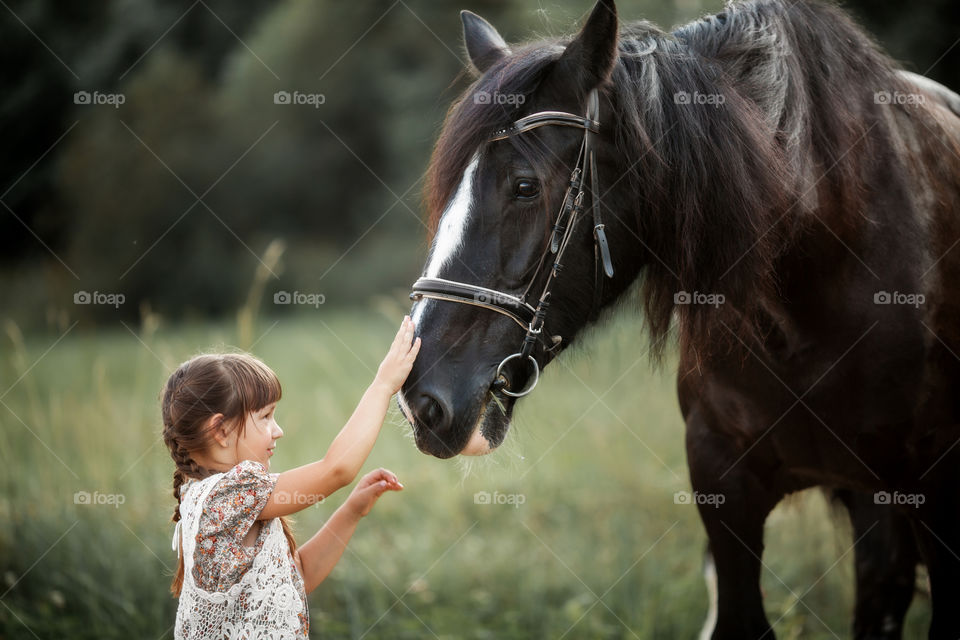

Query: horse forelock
left=424, top=46, right=562, bottom=241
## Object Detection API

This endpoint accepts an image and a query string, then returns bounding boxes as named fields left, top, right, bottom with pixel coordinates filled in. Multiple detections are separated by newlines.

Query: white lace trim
left=174, top=473, right=306, bottom=639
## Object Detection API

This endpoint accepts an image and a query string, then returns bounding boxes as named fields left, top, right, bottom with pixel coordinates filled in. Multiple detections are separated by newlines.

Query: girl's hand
left=345, top=468, right=403, bottom=518
left=374, top=316, right=421, bottom=395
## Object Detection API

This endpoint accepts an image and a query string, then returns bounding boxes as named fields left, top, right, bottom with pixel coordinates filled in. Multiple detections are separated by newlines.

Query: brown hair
left=160, top=352, right=297, bottom=596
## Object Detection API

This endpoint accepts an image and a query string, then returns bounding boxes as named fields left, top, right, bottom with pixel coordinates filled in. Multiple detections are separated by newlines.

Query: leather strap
left=490, top=112, right=600, bottom=141
left=410, top=277, right=536, bottom=329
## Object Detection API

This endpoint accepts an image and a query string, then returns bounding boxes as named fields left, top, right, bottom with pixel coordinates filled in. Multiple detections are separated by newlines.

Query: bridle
left=410, top=89, right=614, bottom=397
left=410, top=88, right=614, bottom=397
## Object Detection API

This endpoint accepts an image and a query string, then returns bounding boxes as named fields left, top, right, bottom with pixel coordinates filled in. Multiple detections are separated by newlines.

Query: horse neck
left=601, top=0, right=914, bottom=354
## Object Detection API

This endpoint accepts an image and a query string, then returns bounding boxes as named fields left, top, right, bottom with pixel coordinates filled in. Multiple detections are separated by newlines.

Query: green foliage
left=4, top=0, right=955, bottom=327
left=0, top=0, right=765, bottom=328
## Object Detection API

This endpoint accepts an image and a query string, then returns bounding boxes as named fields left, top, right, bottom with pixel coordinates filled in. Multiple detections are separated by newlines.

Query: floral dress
left=174, top=460, right=309, bottom=639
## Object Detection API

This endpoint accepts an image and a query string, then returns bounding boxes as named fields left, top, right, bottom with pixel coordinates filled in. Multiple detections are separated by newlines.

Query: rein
left=410, top=88, right=614, bottom=397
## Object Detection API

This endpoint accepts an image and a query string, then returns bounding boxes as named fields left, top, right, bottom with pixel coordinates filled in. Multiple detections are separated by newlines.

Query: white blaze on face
left=406, top=152, right=495, bottom=456
left=411, top=152, right=480, bottom=329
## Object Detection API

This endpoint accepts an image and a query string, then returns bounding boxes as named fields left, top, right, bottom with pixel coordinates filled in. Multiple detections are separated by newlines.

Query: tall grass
left=0, top=305, right=930, bottom=638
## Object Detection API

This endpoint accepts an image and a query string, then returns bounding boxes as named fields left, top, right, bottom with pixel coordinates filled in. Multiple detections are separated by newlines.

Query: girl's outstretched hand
left=374, top=315, right=421, bottom=394
left=345, top=468, right=403, bottom=518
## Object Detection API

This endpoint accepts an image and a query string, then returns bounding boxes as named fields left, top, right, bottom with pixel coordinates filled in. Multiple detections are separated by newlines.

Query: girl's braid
left=163, top=367, right=213, bottom=523
left=167, top=435, right=214, bottom=522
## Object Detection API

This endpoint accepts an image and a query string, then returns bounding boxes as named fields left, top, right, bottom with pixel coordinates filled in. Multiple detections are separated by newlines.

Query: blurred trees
left=1, top=0, right=957, bottom=327
left=844, top=0, right=958, bottom=92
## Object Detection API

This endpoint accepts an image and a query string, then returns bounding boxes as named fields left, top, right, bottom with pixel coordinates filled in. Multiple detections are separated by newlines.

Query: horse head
left=400, top=0, right=788, bottom=458
left=399, top=0, right=641, bottom=458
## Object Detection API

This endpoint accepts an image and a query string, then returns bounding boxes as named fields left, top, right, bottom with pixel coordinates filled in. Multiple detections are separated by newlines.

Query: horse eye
left=514, top=179, right=540, bottom=200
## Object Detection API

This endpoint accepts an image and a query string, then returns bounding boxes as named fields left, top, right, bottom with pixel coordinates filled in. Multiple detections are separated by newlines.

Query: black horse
left=399, top=0, right=960, bottom=637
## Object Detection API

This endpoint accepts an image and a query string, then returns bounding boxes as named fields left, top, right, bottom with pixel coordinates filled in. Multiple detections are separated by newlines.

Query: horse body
left=678, top=53, right=960, bottom=491
left=675, top=20, right=960, bottom=633
left=402, top=1, right=960, bottom=637
left=672, top=30, right=960, bottom=629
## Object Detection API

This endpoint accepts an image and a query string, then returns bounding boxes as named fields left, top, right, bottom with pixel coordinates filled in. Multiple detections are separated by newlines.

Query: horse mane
left=425, top=0, right=905, bottom=360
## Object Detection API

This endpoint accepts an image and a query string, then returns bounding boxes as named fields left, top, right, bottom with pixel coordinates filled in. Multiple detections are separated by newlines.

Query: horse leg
left=687, top=426, right=782, bottom=640
left=911, top=502, right=960, bottom=639
left=833, top=489, right=917, bottom=639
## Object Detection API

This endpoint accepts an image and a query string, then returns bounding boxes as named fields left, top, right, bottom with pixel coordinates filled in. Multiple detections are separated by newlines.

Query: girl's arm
left=259, top=317, right=419, bottom=520
left=296, top=468, right=402, bottom=592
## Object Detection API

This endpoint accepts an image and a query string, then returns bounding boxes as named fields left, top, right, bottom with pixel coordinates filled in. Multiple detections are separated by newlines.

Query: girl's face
left=232, top=402, right=283, bottom=470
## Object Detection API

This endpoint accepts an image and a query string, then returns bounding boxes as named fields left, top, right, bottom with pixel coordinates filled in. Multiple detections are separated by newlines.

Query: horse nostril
left=411, top=392, right=451, bottom=434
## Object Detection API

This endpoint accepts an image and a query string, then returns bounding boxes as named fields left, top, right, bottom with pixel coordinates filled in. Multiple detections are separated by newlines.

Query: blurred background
left=0, top=0, right=955, bottom=637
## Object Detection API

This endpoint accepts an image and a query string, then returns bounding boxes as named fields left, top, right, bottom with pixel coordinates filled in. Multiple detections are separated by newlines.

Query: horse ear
left=461, top=10, right=511, bottom=74
left=554, top=0, right=618, bottom=91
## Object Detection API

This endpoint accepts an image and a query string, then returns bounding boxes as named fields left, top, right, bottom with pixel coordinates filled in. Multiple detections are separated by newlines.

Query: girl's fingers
left=372, top=480, right=402, bottom=494
left=366, top=480, right=398, bottom=498
left=392, top=317, right=408, bottom=349
left=363, top=469, right=385, bottom=485
left=378, top=468, right=400, bottom=485
left=364, top=468, right=397, bottom=484
left=373, top=469, right=402, bottom=489
left=404, top=337, right=420, bottom=360
left=392, top=318, right=403, bottom=341
left=394, top=318, right=414, bottom=353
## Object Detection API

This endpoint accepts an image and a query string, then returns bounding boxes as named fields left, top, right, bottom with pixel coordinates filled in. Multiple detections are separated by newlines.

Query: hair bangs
left=221, top=354, right=282, bottom=430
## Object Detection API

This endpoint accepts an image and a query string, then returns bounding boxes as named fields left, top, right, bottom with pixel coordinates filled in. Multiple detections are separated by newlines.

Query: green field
left=0, top=305, right=931, bottom=639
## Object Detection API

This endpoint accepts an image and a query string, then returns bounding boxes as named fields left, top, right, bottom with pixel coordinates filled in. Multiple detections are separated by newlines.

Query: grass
left=0, top=303, right=931, bottom=638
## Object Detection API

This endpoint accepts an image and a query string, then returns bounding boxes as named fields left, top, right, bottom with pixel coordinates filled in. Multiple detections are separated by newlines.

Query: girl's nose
left=273, top=424, right=284, bottom=439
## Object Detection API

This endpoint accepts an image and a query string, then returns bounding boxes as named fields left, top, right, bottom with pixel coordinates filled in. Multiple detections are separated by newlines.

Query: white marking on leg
left=698, top=551, right=718, bottom=640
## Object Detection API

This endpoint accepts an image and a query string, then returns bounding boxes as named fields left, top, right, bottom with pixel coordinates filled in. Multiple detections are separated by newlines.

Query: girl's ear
left=206, top=414, right=230, bottom=447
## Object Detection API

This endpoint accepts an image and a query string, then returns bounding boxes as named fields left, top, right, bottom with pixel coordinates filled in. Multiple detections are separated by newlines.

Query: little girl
left=161, top=316, right=420, bottom=638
